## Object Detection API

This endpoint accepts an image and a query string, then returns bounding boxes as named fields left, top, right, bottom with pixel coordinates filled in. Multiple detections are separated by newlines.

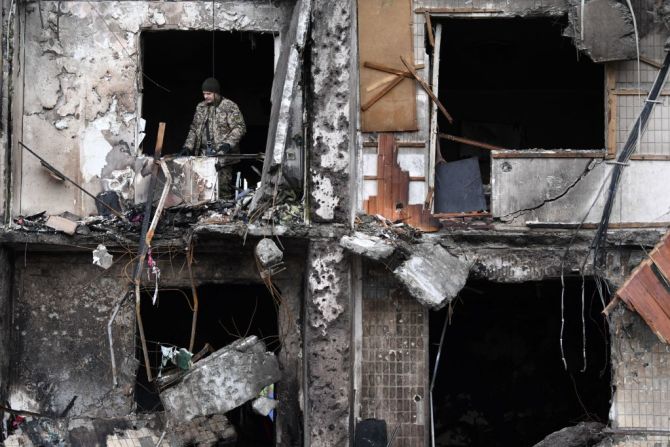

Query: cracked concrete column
left=304, top=239, right=352, bottom=446
left=0, top=247, right=12, bottom=410
left=307, top=0, right=353, bottom=224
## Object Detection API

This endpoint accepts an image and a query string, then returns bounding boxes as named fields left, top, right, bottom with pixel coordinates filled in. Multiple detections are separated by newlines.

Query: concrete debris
left=393, top=243, right=472, bottom=310
left=92, top=244, right=113, bottom=269
left=532, top=421, right=606, bottom=447
left=161, top=336, right=281, bottom=422
left=339, top=231, right=395, bottom=261
left=255, top=238, right=284, bottom=268
left=251, top=396, right=277, bottom=417
left=565, top=0, right=637, bottom=62
left=173, top=414, right=237, bottom=447
left=45, top=215, right=78, bottom=235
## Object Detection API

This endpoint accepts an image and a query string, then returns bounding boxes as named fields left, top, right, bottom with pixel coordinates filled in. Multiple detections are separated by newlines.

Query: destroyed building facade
left=1, top=0, right=670, bottom=445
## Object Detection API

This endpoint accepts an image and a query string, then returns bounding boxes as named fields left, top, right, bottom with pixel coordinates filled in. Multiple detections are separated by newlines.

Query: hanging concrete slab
left=160, top=336, right=281, bottom=422
left=615, top=229, right=670, bottom=343
left=565, top=0, right=637, bottom=62
left=339, top=232, right=395, bottom=261
left=393, top=243, right=472, bottom=309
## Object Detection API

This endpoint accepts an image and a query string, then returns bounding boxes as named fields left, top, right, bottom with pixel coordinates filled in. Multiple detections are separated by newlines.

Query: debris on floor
left=532, top=421, right=606, bottom=447
left=44, top=215, right=78, bottom=235
left=160, top=336, right=281, bottom=423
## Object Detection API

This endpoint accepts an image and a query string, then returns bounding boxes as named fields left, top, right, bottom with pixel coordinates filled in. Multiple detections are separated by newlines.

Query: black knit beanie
left=201, top=77, right=220, bottom=94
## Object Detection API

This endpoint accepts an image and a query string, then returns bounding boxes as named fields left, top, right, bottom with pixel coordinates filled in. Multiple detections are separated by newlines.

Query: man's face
left=203, top=91, right=216, bottom=104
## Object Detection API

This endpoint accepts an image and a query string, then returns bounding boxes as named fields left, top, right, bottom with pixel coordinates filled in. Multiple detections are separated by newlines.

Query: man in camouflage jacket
left=182, top=77, right=246, bottom=198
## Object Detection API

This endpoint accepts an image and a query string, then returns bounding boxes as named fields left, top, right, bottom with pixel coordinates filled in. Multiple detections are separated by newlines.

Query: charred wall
left=10, top=252, right=135, bottom=418
left=12, top=0, right=290, bottom=217
left=0, top=247, right=12, bottom=412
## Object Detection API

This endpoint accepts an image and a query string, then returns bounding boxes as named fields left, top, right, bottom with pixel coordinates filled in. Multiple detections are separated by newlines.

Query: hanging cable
left=212, top=0, right=216, bottom=77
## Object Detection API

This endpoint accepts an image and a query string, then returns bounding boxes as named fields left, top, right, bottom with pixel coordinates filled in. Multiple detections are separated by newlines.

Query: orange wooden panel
left=622, top=278, right=670, bottom=343
left=636, top=264, right=670, bottom=320
left=652, top=238, right=670, bottom=279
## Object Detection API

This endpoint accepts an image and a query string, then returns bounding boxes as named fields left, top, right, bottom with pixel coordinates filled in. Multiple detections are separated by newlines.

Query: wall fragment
left=305, top=239, right=352, bottom=446
left=566, top=0, right=638, bottom=62
left=161, top=336, right=281, bottom=423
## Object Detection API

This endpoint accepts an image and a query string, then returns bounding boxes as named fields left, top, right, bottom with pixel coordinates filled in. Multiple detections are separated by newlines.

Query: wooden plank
left=527, top=222, right=670, bottom=229
left=491, top=151, right=607, bottom=159
left=368, top=196, right=377, bottom=215
left=651, top=238, right=670, bottom=278
left=364, top=175, right=426, bottom=181
left=619, top=277, right=670, bottom=343
left=630, top=154, right=670, bottom=161
left=414, top=7, right=503, bottom=13
left=637, top=265, right=670, bottom=320
left=363, top=140, right=426, bottom=148
left=428, top=23, right=442, bottom=192
left=424, top=12, right=434, bottom=48
left=363, top=61, right=425, bottom=77
left=439, top=133, right=506, bottom=151
left=401, top=55, right=454, bottom=124
left=359, top=0, right=417, bottom=132
left=366, top=73, right=402, bottom=92
left=612, top=88, right=670, bottom=96
left=606, top=64, right=618, bottom=157
left=361, top=74, right=404, bottom=111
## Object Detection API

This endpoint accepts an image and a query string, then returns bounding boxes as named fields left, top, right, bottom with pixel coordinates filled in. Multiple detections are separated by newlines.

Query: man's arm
left=221, top=100, right=246, bottom=150
left=182, top=105, right=202, bottom=153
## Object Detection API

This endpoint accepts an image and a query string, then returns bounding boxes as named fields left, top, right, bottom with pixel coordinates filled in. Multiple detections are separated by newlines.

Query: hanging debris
left=393, top=242, right=472, bottom=310
left=160, top=336, right=281, bottom=423
left=92, top=244, right=113, bottom=269
left=565, top=0, right=638, bottom=62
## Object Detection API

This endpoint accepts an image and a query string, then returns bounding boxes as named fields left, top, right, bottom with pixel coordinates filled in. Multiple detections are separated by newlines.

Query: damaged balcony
left=3, top=0, right=670, bottom=445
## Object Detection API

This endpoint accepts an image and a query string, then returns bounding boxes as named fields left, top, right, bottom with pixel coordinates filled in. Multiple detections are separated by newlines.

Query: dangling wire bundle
left=591, top=50, right=670, bottom=273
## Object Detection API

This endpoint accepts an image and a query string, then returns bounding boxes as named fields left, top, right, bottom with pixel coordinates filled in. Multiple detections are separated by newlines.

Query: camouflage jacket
left=183, top=97, right=246, bottom=156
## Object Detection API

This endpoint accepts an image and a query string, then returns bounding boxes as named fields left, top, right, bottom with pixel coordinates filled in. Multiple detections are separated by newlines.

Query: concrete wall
left=10, top=252, right=135, bottom=418
left=13, top=0, right=288, bottom=217
left=305, top=239, right=353, bottom=446
left=607, top=306, right=670, bottom=446
left=307, top=0, right=353, bottom=224
left=491, top=157, right=670, bottom=225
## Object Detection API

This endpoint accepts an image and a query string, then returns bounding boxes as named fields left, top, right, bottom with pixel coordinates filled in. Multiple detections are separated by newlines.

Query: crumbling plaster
left=11, top=253, right=135, bottom=418
left=308, top=0, right=352, bottom=224
left=305, top=239, right=353, bottom=446
left=14, top=0, right=289, bottom=217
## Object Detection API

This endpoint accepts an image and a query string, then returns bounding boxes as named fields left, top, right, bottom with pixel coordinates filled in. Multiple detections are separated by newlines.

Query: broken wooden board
left=363, top=133, right=439, bottom=231
left=616, top=229, right=670, bottom=343
left=358, top=0, right=417, bottom=131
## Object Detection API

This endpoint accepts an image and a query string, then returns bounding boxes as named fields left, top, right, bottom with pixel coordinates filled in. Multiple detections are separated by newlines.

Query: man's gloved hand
left=177, top=147, right=191, bottom=157
left=204, top=146, right=217, bottom=156
left=217, top=143, right=232, bottom=154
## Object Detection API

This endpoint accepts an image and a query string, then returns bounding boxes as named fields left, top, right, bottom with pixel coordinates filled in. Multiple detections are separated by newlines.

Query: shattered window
left=436, top=17, right=605, bottom=181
